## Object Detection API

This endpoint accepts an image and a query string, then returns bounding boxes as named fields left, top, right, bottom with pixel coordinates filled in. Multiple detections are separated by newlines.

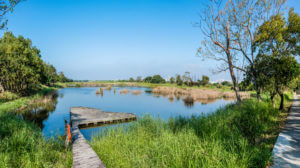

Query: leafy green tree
left=150, top=75, right=165, bottom=83
left=169, top=77, right=175, bottom=84
left=201, top=75, right=210, bottom=86
left=129, top=77, right=135, bottom=82
left=40, top=63, right=58, bottom=86
left=248, top=9, right=300, bottom=110
left=143, top=76, right=152, bottom=83
left=57, top=72, right=72, bottom=83
left=176, top=75, right=183, bottom=86
left=0, top=32, right=44, bottom=95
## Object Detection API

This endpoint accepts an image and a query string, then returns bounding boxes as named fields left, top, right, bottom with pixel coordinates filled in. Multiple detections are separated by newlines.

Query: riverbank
left=0, top=87, right=72, bottom=168
left=57, top=81, right=233, bottom=91
left=90, top=92, right=292, bottom=168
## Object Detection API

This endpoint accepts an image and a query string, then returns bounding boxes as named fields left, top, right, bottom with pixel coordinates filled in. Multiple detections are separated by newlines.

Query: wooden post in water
left=64, top=119, right=71, bottom=148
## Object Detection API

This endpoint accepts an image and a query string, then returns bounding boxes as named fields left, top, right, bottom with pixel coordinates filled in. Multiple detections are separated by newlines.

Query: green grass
left=0, top=87, right=72, bottom=168
left=90, top=93, right=293, bottom=168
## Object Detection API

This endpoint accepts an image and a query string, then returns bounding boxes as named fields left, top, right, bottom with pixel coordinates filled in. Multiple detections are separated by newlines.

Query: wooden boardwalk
left=70, top=107, right=137, bottom=168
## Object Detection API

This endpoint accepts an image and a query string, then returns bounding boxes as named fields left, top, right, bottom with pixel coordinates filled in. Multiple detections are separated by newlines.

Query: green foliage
left=200, top=75, right=210, bottom=86
left=91, top=99, right=284, bottom=168
left=143, top=76, right=152, bottom=83
left=0, top=32, right=71, bottom=95
left=247, top=8, right=300, bottom=109
left=175, top=75, right=183, bottom=86
left=129, top=77, right=135, bottom=82
left=150, top=75, right=165, bottom=83
left=221, top=81, right=232, bottom=87
left=169, top=77, right=175, bottom=84
left=0, top=32, right=44, bottom=95
left=0, top=91, right=19, bottom=103
left=0, top=89, right=72, bottom=167
left=57, top=72, right=72, bottom=83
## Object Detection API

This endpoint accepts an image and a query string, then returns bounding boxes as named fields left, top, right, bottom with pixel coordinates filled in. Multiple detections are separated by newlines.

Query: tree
left=40, top=63, right=58, bottom=86
left=198, top=0, right=242, bottom=103
left=143, top=76, right=152, bottom=83
left=0, top=32, right=44, bottom=94
left=150, top=75, right=165, bottom=83
left=201, top=75, right=210, bottom=86
left=248, top=9, right=300, bottom=110
left=182, top=71, right=192, bottom=86
left=169, top=77, right=175, bottom=84
left=58, top=72, right=72, bottom=83
left=227, top=0, right=286, bottom=101
left=0, top=0, right=21, bottom=29
left=176, top=75, right=183, bottom=86
left=129, top=77, right=135, bottom=82
left=197, top=0, right=286, bottom=103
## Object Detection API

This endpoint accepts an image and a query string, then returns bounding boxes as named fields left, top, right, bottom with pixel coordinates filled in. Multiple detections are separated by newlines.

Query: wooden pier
left=70, top=107, right=137, bottom=168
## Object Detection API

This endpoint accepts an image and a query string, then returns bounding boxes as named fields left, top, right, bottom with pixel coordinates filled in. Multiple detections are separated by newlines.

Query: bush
left=0, top=91, right=19, bottom=103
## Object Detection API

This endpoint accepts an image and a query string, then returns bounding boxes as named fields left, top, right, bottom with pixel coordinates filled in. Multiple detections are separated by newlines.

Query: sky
left=3, top=0, right=300, bottom=81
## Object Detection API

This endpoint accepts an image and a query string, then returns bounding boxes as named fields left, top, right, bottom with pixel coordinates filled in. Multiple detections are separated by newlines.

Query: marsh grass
left=119, top=89, right=130, bottom=94
left=132, top=90, right=142, bottom=95
left=0, top=88, right=72, bottom=168
left=91, top=93, right=292, bottom=168
left=152, top=87, right=250, bottom=103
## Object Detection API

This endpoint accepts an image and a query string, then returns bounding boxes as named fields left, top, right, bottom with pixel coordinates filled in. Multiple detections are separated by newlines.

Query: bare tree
left=197, top=0, right=286, bottom=102
left=198, top=0, right=242, bottom=103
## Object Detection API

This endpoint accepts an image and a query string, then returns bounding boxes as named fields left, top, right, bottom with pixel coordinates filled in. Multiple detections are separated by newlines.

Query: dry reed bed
left=132, top=90, right=142, bottom=95
left=119, top=89, right=130, bottom=94
left=152, top=87, right=250, bottom=102
left=78, top=82, right=138, bottom=87
left=95, top=88, right=104, bottom=94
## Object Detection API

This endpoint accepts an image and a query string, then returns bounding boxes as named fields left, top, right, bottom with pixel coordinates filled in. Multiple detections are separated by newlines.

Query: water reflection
left=15, top=87, right=234, bottom=139
left=17, top=92, right=59, bottom=129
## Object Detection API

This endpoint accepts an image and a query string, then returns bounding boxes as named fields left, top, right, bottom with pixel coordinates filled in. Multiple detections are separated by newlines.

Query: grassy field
left=0, top=87, right=72, bottom=168
left=90, top=92, right=292, bottom=168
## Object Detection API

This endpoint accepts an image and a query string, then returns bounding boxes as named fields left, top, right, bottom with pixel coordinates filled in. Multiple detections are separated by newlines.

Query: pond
left=19, top=87, right=234, bottom=140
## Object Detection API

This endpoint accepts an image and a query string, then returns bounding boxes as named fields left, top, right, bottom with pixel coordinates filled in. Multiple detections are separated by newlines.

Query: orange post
left=67, top=124, right=71, bottom=143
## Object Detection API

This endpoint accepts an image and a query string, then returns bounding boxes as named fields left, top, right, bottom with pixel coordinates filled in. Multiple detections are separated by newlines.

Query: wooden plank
left=70, top=107, right=137, bottom=168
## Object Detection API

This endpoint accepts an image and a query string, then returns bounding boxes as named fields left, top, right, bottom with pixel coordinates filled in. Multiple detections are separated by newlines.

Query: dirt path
left=271, top=93, right=300, bottom=168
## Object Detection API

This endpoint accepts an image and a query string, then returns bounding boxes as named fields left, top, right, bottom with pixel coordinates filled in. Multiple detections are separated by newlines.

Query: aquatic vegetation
left=95, top=88, right=104, bottom=95
left=132, top=90, right=142, bottom=95
left=105, top=85, right=112, bottom=90
left=119, top=89, right=130, bottom=94
left=152, top=86, right=250, bottom=101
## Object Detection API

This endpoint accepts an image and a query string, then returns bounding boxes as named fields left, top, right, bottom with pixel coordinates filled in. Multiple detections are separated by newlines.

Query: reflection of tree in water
left=18, top=92, right=59, bottom=129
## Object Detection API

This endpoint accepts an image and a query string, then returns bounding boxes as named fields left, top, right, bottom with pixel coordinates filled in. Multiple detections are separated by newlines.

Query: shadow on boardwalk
left=271, top=94, right=300, bottom=168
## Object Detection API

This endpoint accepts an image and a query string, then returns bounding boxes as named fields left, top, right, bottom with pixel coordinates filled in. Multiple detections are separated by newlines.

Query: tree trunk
left=270, top=93, right=275, bottom=108
left=279, top=93, right=284, bottom=110
left=225, top=21, right=241, bottom=103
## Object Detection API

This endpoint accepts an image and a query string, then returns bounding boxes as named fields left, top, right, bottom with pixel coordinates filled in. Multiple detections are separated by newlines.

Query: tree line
left=124, top=72, right=213, bottom=87
left=0, top=32, right=72, bottom=95
left=198, top=0, right=299, bottom=109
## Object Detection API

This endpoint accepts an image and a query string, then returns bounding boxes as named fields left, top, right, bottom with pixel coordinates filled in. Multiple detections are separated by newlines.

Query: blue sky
left=3, top=0, right=300, bottom=81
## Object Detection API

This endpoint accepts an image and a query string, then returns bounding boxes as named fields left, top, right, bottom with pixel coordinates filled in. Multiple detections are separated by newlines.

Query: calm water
left=20, top=87, right=234, bottom=140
